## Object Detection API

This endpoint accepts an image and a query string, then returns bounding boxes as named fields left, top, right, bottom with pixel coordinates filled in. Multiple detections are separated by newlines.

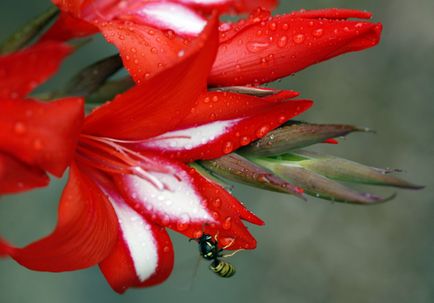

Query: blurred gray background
left=1, top=0, right=433, bottom=302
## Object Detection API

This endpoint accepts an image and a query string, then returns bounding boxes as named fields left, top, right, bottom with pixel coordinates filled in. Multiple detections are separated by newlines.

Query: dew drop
left=176, top=214, right=190, bottom=231
left=312, top=28, right=324, bottom=37
left=14, top=122, right=27, bottom=135
left=246, top=41, right=270, bottom=53
left=256, top=125, right=270, bottom=138
left=212, top=198, right=222, bottom=208
left=177, top=50, right=185, bottom=57
left=240, top=136, right=250, bottom=146
left=223, top=141, right=234, bottom=154
left=163, top=246, right=170, bottom=253
left=223, top=217, right=232, bottom=230
left=193, top=230, right=203, bottom=239
left=33, top=139, right=43, bottom=150
left=162, top=215, right=170, bottom=225
left=293, top=34, right=305, bottom=44
left=277, top=35, right=288, bottom=48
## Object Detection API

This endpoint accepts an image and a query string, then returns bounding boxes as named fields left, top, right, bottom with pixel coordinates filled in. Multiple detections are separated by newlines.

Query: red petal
left=97, top=20, right=193, bottom=83
left=41, top=12, right=98, bottom=41
left=115, top=155, right=262, bottom=250
left=0, top=97, right=84, bottom=177
left=134, top=92, right=313, bottom=162
left=0, top=152, right=49, bottom=194
left=97, top=182, right=173, bottom=293
left=209, top=9, right=382, bottom=86
left=1, top=163, right=118, bottom=271
left=232, top=0, right=277, bottom=12
left=82, top=15, right=219, bottom=140
left=0, top=42, right=72, bottom=99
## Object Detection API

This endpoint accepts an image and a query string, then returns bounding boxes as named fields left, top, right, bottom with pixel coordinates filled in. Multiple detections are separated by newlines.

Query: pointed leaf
left=0, top=6, right=59, bottom=54
left=254, top=157, right=395, bottom=204
left=240, top=122, right=367, bottom=156
left=201, top=153, right=305, bottom=198
left=295, top=150, right=424, bottom=189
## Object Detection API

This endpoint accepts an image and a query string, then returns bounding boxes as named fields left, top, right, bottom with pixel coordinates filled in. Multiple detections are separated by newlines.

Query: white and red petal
left=0, top=42, right=72, bottom=99
left=0, top=163, right=118, bottom=271
left=0, top=152, right=49, bottom=194
left=96, top=181, right=173, bottom=294
left=115, top=155, right=262, bottom=250
left=134, top=92, right=313, bottom=162
left=122, top=2, right=207, bottom=36
left=0, top=97, right=84, bottom=177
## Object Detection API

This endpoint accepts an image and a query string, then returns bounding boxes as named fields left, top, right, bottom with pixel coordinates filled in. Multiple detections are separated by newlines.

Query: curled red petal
left=115, top=155, right=262, bottom=250
left=135, top=93, right=313, bottom=162
left=0, top=97, right=84, bottom=177
left=82, top=14, right=219, bottom=140
left=1, top=162, right=118, bottom=271
left=0, top=42, right=72, bottom=99
left=97, top=182, right=173, bottom=293
left=0, top=152, right=49, bottom=194
left=209, top=9, right=382, bottom=86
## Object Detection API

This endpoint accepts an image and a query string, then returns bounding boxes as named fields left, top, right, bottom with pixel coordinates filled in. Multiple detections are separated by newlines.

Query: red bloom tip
left=209, top=8, right=383, bottom=86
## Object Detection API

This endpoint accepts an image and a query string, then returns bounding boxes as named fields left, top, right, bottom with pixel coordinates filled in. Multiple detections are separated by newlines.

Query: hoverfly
left=190, top=233, right=241, bottom=278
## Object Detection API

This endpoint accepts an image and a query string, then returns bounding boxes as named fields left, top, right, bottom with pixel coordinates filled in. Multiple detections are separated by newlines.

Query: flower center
left=76, top=134, right=173, bottom=190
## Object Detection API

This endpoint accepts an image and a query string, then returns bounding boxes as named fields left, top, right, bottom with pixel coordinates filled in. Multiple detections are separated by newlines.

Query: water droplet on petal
left=14, top=122, right=26, bottom=135
left=240, top=136, right=250, bottom=146
left=223, top=217, right=232, bottom=230
left=246, top=41, right=270, bottom=53
left=176, top=214, right=190, bottom=231
left=256, top=126, right=270, bottom=138
left=212, top=198, right=222, bottom=208
left=163, top=246, right=170, bottom=253
left=33, top=139, right=43, bottom=150
left=223, top=141, right=234, bottom=154
left=293, top=34, right=305, bottom=44
left=312, top=28, right=324, bottom=37
left=277, top=35, right=288, bottom=48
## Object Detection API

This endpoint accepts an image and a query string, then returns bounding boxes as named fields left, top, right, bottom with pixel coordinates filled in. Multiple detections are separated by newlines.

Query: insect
left=190, top=233, right=241, bottom=278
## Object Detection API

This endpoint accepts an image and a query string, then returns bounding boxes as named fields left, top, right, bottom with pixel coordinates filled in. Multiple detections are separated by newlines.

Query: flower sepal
left=239, top=121, right=370, bottom=157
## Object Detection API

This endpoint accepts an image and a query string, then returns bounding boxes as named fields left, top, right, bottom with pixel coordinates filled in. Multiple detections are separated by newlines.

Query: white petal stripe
left=139, top=119, right=241, bottom=151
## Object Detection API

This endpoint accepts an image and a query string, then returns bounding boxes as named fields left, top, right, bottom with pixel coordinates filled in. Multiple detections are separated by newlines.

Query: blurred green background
left=1, top=1, right=433, bottom=302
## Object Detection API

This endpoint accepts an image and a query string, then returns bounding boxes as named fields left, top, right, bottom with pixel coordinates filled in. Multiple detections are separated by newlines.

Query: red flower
left=42, top=1, right=381, bottom=87
left=1, top=20, right=312, bottom=293
left=0, top=42, right=84, bottom=193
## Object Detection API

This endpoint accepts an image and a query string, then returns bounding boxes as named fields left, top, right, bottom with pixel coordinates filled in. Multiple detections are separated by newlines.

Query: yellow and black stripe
left=209, top=260, right=236, bottom=278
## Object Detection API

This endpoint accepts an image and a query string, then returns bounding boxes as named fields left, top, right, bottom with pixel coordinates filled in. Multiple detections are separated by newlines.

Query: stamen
left=77, top=134, right=176, bottom=191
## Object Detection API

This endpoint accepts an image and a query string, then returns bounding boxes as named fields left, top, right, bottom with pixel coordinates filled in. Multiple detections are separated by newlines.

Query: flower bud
left=62, top=54, right=124, bottom=97
left=290, top=150, right=423, bottom=189
left=201, top=153, right=305, bottom=199
left=252, top=156, right=396, bottom=204
left=240, top=122, right=370, bottom=156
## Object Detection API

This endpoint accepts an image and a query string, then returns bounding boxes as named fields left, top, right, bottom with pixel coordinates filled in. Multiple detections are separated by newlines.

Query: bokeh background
left=1, top=0, right=433, bottom=302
